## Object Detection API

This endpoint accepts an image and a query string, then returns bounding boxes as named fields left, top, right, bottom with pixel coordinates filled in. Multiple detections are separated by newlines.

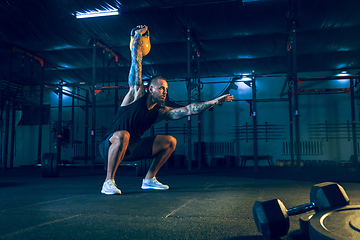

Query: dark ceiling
left=1, top=0, right=360, bottom=87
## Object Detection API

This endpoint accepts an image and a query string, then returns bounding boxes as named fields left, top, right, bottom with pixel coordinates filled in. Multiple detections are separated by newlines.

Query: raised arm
left=122, top=25, right=148, bottom=106
left=158, top=94, right=233, bottom=121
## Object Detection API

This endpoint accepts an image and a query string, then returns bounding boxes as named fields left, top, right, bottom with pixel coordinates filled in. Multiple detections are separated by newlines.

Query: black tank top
left=104, top=95, right=160, bottom=144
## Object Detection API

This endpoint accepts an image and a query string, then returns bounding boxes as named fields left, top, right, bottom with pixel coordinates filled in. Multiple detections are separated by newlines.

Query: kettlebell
left=129, top=26, right=151, bottom=56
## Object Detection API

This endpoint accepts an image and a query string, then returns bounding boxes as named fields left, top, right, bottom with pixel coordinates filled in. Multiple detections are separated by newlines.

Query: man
left=99, top=25, right=233, bottom=195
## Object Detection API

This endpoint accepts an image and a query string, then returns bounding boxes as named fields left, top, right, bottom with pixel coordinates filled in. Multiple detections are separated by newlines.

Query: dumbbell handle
left=286, top=202, right=316, bottom=216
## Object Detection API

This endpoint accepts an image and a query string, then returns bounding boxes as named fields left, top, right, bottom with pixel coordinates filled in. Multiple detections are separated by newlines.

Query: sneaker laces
left=153, top=177, right=164, bottom=185
left=108, top=179, right=118, bottom=188
left=153, top=177, right=159, bottom=183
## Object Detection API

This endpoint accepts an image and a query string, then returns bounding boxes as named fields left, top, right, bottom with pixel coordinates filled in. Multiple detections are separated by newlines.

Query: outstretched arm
left=122, top=25, right=148, bottom=106
left=159, top=94, right=233, bottom=121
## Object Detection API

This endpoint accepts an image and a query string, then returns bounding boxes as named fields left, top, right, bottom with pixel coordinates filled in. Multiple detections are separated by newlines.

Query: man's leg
left=105, top=130, right=130, bottom=181
left=101, top=131, right=130, bottom=195
left=144, top=135, right=177, bottom=180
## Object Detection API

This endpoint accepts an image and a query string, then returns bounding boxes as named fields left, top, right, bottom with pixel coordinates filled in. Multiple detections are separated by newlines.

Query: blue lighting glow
left=336, top=70, right=350, bottom=77
left=53, top=45, right=74, bottom=50
left=335, top=70, right=350, bottom=83
left=75, top=7, right=119, bottom=19
left=241, top=77, right=252, bottom=81
left=237, top=55, right=253, bottom=59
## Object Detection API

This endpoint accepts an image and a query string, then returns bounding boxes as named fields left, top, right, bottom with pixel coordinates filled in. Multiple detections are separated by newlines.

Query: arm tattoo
left=167, top=108, right=188, bottom=120
left=128, top=33, right=143, bottom=87
left=166, top=101, right=216, bottom=120
left=188, top=101, right=215, bottom=115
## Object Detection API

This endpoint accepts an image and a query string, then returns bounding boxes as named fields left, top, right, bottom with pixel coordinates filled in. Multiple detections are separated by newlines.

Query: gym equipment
left=309, top=205, right=360, bottom=239
left=286, top=160, right=292, bottom=167
left=277, top=160, right=285, bottom=167
left=129, top=26, right=151, bottom=56
left=299, top=213, right=313, bottom=236
left=41, top=153, right=60, bottom=177
left=252, top=182, right=350, bottom=239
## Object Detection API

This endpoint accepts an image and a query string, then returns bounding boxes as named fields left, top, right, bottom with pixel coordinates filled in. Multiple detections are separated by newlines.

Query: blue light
left=335, top=70, right=350, bottom=83
left=75, top=7, right=119, bottom=19
left=336, top=70, right=350, bottom=77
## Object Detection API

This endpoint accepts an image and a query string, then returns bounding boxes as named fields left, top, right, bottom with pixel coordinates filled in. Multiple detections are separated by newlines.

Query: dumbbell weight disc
left=309, top=182, right=349, bottom=211
left=253, top=199, right=289, bottom=239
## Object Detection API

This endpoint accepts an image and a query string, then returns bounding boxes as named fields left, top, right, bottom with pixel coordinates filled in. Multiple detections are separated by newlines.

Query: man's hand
left=159, top=93, right=234, bottom=121
left=213, top=94, right=233, bottom=105
left=135, top=25, right=148, bottom=36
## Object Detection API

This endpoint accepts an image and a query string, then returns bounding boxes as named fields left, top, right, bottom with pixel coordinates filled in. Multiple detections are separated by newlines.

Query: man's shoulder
left=157, top=105, right=173, bottom=118
left=158, top=105, right=172, bottom=111
left=121, top=93, right=146, bottom=107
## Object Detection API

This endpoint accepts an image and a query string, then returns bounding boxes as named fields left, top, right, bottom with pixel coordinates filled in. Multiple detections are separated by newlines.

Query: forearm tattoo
left=167, top=101, right=216, bottom=120
left=167, top=108, right=186, bottom=120
left=128, top=33, right=143, bottom=87
left=188, top=101, right=215, bottom=115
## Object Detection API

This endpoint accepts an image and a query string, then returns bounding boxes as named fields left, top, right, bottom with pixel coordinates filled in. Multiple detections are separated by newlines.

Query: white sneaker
left=101, top=179, right=121, bottom=195
left=141, top=177, right=169, bottom=190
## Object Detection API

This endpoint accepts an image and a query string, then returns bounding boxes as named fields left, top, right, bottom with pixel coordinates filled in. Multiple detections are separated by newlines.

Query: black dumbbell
left=252, top=182, right=350, bottom=239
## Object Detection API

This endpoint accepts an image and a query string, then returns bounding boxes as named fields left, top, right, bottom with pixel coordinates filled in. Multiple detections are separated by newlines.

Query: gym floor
left=1, top=165, right=360, bottom=240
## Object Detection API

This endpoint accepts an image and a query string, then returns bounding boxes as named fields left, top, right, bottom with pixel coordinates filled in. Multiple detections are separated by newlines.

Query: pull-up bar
left=298, top=75, right=359, bottom=82
left=45, top=84, right=89, bottom=103
left=96, top=40, right=119, bottom=62
left=12, top=46, right=44, bottom=67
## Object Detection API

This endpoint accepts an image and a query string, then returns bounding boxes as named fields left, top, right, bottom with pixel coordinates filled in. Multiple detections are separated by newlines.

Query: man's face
left=149, top=79, right=168, bottom=104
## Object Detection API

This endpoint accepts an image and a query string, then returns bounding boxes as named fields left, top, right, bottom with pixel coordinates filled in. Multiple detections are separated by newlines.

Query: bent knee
left=162, top=135, right=177, bottom=149
left=110, top=131, right=130, bottom=144
left=168, top=135, right=177, bottom=148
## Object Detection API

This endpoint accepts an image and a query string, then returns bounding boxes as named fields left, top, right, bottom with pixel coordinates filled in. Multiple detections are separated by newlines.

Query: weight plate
left=51, top=153, right=60, bottom=177
left=41, top=153, right=53, bottom=177
left=41, top=153, right=59, bottom=177
left=349, top=218, right=360, bottom=232
left=309, top=205, right=360, bottom=240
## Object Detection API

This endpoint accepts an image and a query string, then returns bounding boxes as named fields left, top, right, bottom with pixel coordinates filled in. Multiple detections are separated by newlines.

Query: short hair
left=148, top=75, right=166, bottom=86
left=143, top=75, right=166, bottom=93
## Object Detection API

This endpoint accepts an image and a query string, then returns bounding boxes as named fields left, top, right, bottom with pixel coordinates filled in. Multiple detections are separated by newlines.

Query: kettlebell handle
left=130, top=26, right=149, bottom=37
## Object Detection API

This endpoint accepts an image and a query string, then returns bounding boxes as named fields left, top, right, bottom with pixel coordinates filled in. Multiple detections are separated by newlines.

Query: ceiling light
left=336, top=70, right=350, bottom=77
left=75, top=8, right=119, bottom=19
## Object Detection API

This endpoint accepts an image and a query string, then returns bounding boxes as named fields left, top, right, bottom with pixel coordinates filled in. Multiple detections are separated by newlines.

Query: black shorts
left=99, top=134, right=156, bottom=162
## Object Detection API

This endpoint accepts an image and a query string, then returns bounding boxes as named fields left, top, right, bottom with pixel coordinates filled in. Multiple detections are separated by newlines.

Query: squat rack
left=2, top=45, right=45, bottom=171
left=286, top=20, right=359, bottom=170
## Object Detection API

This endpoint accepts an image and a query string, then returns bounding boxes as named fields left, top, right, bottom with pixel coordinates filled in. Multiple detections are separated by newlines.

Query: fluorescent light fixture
left=53, top=45, right=74, bottom=50
left=335, top=70, right=350, bottom=83
left=336, top=70, right=350, bottom=77
left=240, top=77, right=252, bottom=81
left=75, top=8, right=119, bottom=19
